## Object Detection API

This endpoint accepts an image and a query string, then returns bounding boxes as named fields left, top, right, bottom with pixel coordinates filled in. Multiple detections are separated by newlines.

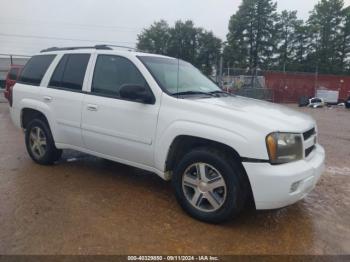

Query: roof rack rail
left=95, top=44, right=138, bottom=52
left=40, top=45, right=113, bottom=53
left=40, top=44, right=143, bottom=53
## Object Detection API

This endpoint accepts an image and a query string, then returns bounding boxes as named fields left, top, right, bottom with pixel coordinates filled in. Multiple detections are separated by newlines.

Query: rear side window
left=92, top=55, right=147, bottom=97
left=49, top=54, right=90, bottom=91
left=18, top=55, right=56, bottom=86
left=8, top=68, right=19, bottom=80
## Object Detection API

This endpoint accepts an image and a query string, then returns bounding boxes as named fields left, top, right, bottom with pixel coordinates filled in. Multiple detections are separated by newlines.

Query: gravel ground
left=0, top=90, right=6, bottom=103
left=0, top=102, right=349, bottom=255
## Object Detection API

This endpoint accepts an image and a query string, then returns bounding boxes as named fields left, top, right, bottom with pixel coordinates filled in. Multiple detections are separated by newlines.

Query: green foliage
left=137, top=0, right=350, bottom=75
left=339, top=6, right=350, bottom=74
left=224, top=0, right=350, bottom=75
left=307, top=0, right=345, bottom=74
left=137, top=20, right=171, bottom=55
left=137, top=20, right=221, bottom=75
left=275, top=10, right=305, bottom=71
left=224, top=0, right=278, bottom=70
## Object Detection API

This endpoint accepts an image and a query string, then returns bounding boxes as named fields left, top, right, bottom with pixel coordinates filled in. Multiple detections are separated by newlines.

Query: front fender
left=154, top=120, right=267, bottom=172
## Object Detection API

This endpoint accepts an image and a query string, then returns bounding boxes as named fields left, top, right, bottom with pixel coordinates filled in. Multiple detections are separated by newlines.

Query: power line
left=0, top=19, right=142, bottom=32
left=0, top=32, right=136, bottom=45
left=0, top=53, right=31, bottom=57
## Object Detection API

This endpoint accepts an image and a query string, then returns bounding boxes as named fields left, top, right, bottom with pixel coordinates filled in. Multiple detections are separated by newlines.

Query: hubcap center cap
left=198, top=181, right=209, bottom=192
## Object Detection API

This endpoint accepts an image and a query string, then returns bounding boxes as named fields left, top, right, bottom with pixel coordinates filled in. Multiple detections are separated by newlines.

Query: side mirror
left=119, top=84, right=155, bottom=104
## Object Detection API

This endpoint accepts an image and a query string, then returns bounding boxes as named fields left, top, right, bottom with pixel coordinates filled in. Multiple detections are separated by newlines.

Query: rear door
left=41, top=53, right=91, bottom=148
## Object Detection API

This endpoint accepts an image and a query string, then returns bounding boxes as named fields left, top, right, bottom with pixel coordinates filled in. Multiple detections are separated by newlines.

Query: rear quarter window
left=18, top=55, right=56, bottom=86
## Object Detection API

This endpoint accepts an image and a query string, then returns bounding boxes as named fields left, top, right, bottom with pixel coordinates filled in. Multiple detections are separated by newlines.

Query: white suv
left=9, top=45, right=325, bottom=223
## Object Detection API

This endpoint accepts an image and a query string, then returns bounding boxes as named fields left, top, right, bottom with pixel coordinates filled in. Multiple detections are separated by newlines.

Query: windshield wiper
left=209, top=90, right=234, bottom=97
left=172, top=91, right=216, bottom=97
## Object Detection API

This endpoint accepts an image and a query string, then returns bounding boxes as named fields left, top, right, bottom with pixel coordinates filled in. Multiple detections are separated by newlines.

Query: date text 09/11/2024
left=127, top=256, right=219, bottom=261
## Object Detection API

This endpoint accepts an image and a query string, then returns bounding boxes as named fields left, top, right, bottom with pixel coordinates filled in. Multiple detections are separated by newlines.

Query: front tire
left=172, top=148, right=247, bottom=223
left=25, top=119, right=62, bottom=165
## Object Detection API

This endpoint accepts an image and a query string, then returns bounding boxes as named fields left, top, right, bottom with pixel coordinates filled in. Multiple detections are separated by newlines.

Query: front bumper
left=243, top=145, right=325, bottom=210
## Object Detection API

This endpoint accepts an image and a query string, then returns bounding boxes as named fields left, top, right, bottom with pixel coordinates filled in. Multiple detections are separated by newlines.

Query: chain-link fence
left=219, top=68, right=274, bottom=102
left=0, top=54, right=31, bottom=89
left=217, top=67, right=350, bottom=103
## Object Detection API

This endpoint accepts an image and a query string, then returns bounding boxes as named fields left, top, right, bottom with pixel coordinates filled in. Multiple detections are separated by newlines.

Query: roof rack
left=40, top=45, right=112, bottom=53
left=40, top=44, right=139, bottom=53
left=96, top=44, right=138, bottom=52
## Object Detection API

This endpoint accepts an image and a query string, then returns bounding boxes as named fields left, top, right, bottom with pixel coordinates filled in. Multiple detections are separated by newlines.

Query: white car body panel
left=81, top=94, right=160, bottom=167
left=244, top=145, right=325, bottom=209
left=10, top=48, right=325, bottom=210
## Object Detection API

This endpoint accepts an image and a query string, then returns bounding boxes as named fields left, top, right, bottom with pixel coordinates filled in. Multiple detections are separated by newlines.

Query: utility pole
left=219, top=55, right=223, bottom=88
left=314, top=34, right=319, bottom=97
left=315, top=64, right=319, bottom=97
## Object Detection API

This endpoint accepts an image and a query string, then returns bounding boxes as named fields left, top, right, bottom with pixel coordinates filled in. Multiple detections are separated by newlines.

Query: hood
left=195, top=96, right=315, bottom=133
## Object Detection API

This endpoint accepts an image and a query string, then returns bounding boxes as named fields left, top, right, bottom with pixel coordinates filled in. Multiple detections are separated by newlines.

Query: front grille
left=303, top=128, right=316, bottom=141
left=305, top=145, right=315, bottom=158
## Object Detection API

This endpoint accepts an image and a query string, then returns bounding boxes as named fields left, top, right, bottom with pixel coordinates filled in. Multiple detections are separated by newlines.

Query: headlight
left=266, top=133, right=303, bottom=164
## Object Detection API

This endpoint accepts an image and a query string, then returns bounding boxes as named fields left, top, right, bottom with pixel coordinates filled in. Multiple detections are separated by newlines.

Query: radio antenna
left=177, top=37, right=181, bottom=98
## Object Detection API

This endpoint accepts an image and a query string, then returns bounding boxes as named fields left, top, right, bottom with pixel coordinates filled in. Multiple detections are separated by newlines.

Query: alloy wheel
left=182, top=163, right=227, bottom=212
left=29, top=126, right=47, bottom=159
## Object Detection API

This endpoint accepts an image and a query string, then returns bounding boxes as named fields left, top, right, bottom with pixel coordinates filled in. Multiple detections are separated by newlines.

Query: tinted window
left=49, top=55, right=68, bottom=88
left=19, top=55, right=56, bottom=86
left=92, top=55, right=147, bottom=97
left=8, top=68, right=19, bottom=80
left=49, top=54, right=90, bottom=91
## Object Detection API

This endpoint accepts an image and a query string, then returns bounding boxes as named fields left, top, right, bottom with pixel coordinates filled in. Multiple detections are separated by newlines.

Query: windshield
left=138, top=56, right=221, bottom=95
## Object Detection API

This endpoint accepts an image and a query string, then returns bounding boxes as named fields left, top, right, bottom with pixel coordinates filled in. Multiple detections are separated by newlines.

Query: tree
left=224, top=0, right=278, bottom=71
left=275, top=10, right=304, bottom=71
left=339, top=6, right=350, bottom=73
left=290, top=22, right=311, bottom=72
left=196, top=30, right=222, bottom=75
left=167, top=20, right=199, bottom=64
left=137, top=20, right=222, bottom=75
left=308, top=0, right=345, bottom=74
left=137, top=20, right=170, bottom=55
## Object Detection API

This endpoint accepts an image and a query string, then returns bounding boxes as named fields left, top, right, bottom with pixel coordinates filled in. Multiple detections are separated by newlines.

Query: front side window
left=92, top=55, right=148, bottom=97
left=18, top=55, right=56, bottom=86
left=138, top=56, right=221, bottom=95
left=49, top=54, right=90, bottom=91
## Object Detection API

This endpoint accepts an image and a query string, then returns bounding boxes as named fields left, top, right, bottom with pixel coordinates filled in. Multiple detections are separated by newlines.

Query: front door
left=82, top=55, right=160, bottom=167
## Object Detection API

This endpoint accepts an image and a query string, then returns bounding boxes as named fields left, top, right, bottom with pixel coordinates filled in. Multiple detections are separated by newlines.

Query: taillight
left=4, top=88, right=9, bottom=100
left=9, top=85, right=14, bottom=107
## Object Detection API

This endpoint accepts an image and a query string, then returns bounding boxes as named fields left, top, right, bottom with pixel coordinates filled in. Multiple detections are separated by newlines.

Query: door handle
left=43, top=96, right=52, bottom=102
left=87, top=104, right=98, bottom=111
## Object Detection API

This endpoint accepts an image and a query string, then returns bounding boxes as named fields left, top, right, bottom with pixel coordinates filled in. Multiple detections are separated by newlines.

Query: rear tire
left=172, top=147, right=247, bottom=224
left=25, top=119, right=62, bottom=165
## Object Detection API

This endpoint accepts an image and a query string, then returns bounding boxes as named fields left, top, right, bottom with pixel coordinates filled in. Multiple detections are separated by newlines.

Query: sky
left=1, top=0, right=350, bottom=56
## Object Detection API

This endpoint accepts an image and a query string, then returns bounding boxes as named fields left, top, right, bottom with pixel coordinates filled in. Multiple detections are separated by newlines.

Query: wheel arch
left=165, top=135, right=242, bottom=172
left=21, top=107, right=50, bottom=129
left=165, top=135, right=256, bottom=209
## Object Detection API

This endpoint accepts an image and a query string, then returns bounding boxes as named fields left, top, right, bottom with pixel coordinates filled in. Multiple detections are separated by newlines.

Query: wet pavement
left=0, top=102, right=349, bottom=255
